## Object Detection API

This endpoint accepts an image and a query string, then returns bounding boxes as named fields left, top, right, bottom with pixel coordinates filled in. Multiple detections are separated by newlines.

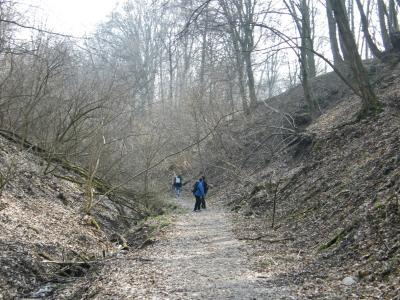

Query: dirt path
left=89, top=197, right=292, bottom=299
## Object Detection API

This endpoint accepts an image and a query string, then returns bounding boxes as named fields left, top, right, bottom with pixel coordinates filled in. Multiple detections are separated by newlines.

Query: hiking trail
left=90, top=196, right=293, bottom=299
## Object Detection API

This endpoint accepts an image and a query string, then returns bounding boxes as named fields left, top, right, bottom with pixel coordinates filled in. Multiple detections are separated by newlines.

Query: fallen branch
left=124, top=256, right=154, bottom=262
left=139, top=239, right=155, bottom=249
left=238, top=233, right=277, bottom=240
left=41, top=260, right=91, bottom=266
left=238, top=236, right=266, bottom=241
left=238, top=236, right=294, bottom=243
left=261, top=237, right=294, bottom=243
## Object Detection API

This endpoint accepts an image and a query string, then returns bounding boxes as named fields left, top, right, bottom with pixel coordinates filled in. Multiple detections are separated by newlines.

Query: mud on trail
left=70, top=197, right=293, bottom=299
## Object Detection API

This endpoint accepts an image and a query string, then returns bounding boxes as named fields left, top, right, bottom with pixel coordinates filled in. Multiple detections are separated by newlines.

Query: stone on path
left=342, top=276, right=357, bottom=286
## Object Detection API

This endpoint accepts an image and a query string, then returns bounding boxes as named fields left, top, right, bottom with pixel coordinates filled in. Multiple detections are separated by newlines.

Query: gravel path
left=92, top=197, right=292, bottom=299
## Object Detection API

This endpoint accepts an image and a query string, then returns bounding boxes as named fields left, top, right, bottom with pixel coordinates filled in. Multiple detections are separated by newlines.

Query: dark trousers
left=201, top=196, right=206, bottom=209
left=194, top=196, right=202, bottom=211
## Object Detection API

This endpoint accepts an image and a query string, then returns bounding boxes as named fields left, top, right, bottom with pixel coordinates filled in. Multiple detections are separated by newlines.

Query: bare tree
left=355, top=0, right=384, bottom=59
left=219, top=0, right=259, bottom=112
left=377, top=0, right=392, bottom=51
left=219, top=0, right=250, bottom=114
left=329, top=0, right=381, bottom=116
left=284, top=0, right=319, bottom=117
left=389, top=0, right=400, bottom=51
left=326, top=0, right=344, bottom=66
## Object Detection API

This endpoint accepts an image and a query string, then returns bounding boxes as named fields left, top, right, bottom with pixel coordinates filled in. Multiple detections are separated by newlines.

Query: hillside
left=213, top=61, right=400, bottom=299
left=0, top=136, right=173, bottom=299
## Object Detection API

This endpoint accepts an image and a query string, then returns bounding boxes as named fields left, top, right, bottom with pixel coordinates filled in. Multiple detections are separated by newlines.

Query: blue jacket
left=193, top=180, right=205, bottom=197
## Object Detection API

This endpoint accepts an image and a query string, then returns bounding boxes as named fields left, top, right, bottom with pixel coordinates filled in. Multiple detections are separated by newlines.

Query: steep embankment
left=217, top=63, right=400, bottom=299
left=0, top=135, right=165, bottom=299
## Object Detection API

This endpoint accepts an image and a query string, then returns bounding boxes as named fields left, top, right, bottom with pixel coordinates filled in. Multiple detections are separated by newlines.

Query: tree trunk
left=226, top=77, right=235, bottom=115
left=243, top=0, right=257, bottom=108
left=168, top=44, right=174, bottom=102
left=199, top=32, right=207, bottom=87
left=219, top=0, right=250, bottom=114
left=301, top=0, right=316, bottom=78
left=347, top=0, right=355, bottom=33
left=230, top=31, right=250, bottom=114
left=389, top=0, right=400, bottom=32
left=230, top=29, right=250, bottom=114
left=355, top=0, right=383, bottom=59
left=390, top=31, right=400, bottom=51
left=326, top=0, right=344, bottom=66
left=300, top=49, right=318, bottom=116
left=182, top=36, right=193, bottom=99
left=283, top=0, right=317, bottom=116
left=237, top=55, right=250, bottom=114
left=244, top=51, right=257, bottom=108
left=159, top=47, right=165, bottom=112
left=388, top=0, right=400, bottom=51
left=377, top=0, right=392, bottom=50
left=199, top=14, right=208, bottom=86
left=329, top=0, right=381, bottom=116
left=336, top=0, right=352, bottom=63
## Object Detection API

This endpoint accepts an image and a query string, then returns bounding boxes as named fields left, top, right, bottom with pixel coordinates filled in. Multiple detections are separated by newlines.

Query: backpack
left=192, top=181, right=199, bottom=193
left=203, top=181, right=208, bottom=193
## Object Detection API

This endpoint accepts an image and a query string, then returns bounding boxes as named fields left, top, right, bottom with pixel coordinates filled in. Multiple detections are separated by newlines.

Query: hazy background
left=24, top=0, right=119, bottom=35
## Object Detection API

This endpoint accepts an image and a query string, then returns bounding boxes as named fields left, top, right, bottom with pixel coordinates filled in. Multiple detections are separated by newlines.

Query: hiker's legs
left=194, top=196, right=201, bottom=211
left=201, top=196, right=206, bottom=209
left=174, top=186, right=180, bottom=198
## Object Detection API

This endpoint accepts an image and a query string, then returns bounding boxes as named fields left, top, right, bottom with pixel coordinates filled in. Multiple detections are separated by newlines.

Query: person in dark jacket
left=201, top=176, right=208, bottom=209
left=172, top=174, right=183, bottom=198
left=192, top=177, right=204, bottom=212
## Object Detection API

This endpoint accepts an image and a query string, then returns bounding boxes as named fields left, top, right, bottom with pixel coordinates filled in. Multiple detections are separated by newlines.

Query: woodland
left=0, top=0, right=399, bottom=299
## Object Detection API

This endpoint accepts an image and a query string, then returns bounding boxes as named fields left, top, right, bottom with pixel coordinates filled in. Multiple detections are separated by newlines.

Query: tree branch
left=0, top=19, right=87, bottom=39
left=102, top=110, right=242, bottom=196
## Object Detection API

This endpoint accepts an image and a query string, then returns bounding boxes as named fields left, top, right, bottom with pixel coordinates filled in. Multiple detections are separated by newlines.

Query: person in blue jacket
left=192, top=177, right=205, bottom=212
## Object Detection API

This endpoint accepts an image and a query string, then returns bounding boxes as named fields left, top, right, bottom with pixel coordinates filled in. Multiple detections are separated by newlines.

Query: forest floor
left=212, top=62, right=400, bottom=299
left=62, top=196, right=294, bottom=299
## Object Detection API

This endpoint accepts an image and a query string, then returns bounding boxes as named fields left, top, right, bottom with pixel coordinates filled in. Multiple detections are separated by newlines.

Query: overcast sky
left=26, top=0, right=119, bottom=36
